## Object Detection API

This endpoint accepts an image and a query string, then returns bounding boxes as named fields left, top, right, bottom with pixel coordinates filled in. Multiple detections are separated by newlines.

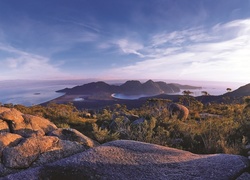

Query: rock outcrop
left=3, top=140, right=250, bottom=180
left=48, top=128, right=100, bottom=148
left=0, top=107, right=99, bottom=177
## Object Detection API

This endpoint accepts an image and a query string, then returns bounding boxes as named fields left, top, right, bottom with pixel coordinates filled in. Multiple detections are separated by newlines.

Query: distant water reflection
left=112, top=87, right=228, bottom=100
left=111, top=93, right=153, bottom=100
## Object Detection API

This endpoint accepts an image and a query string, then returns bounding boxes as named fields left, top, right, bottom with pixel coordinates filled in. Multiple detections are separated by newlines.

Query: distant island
left=44, top=80, right=201, bottom=108
left=43, top=81, right=250, bottom=110
left=56, top=79, right=201, bottom=97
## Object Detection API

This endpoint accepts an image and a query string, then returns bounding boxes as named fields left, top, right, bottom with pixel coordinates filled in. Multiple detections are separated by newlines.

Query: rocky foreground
left=0, top=107, right=250, bottom=179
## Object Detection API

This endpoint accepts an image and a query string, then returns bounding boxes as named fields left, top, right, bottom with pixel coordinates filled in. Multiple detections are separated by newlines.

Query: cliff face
left=57, top=80, right=200, bottom=96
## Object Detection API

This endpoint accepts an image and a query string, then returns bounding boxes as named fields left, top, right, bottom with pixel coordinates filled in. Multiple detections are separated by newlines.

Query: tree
left=182, top=90, right=193, bottom=96
left=201, top=91, right=210, bottom=96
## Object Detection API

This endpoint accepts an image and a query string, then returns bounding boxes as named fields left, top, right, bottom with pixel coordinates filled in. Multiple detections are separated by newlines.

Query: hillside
left=56, top=81, right=119, bottom=95
left=224, top=83, right=250, bottom=97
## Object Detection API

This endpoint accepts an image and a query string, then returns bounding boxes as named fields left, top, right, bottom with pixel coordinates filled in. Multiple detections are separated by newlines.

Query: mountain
left=57, top=81, right=119, bottom=95
left=56, top=80, right=201, bottom=97
left=120, top=80, right=166, bottom=95
left=119, top=80, right=143, bottom=95
left=157, top=82, right=180, bottom=93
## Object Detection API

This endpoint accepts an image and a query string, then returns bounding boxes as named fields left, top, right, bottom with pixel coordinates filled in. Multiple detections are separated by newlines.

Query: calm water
left=112, top=87, right=229, bottom=100
left=0, top=79, right=242, bottom=106
left=0, top=80, right=89, bottom=106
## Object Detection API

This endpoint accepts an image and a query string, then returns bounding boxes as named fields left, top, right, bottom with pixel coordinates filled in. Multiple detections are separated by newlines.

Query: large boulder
left=2, top=136, right=59, bottom=168
left=48, top=128, right=100, bottom=148
left=0, top=107, right=11, bottom=114
left=31, top=140, right=85, bottom=167
left=0, top=107, right=97, bottom=177
left=21, top=114, right=57, bottom=136
left=3, top=140, right=250, bottom=179
left=0, top=108, right=24, bottom=123
left=0, top=108, right=57, bottom=137
left=0, top=133, right=23, bottom=157
left=0, top=120, right=9, bottom=133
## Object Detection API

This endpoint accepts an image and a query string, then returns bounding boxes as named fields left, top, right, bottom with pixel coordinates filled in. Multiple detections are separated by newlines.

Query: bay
left=0, top=79, right=242, bottom=106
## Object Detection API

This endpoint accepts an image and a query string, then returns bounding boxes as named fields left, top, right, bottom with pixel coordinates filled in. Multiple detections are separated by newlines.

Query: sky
left=0, top=0, right=250, bottom=83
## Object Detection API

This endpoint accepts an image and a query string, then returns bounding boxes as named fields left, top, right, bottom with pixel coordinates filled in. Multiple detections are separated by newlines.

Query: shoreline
left=0, top=80, right=235, bottom=107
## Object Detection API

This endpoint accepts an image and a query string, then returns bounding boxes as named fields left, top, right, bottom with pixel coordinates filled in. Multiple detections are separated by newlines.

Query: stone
left=21, top=114, right=57, bottom=137
left=2, top=137, right=40, bottom=168
left=0, top=163, right=19, bottom=178
left=2, top=136, right=60, bottom=168
left=236, top=172, right=250, bottom=180
left=199, top=113, right=222, bottom=119
left=0, top=108, right=57, bottom=137
left=245, top=144, right=250, bottom=150
left=0, top=133, right=23, bottom=157
left=31, top=140, right=86, bottom=167
left=49, top=128, right=99, bottom=148
left=0, top=121, right=9, bottom=133
left=131, top=117, right=146, bottom=125
left=0, top=107, right=11, bottom=114
left=127, top=114, right=140, bottom=121
left=0, top=107, right=96, bottom=177
left=3, top=140, right=249, bottom=179
left=1, top=135, right=86, bottom=170
left=0, top=108, right=24, bottom=123
left=1, top=136, right=86, bottom=172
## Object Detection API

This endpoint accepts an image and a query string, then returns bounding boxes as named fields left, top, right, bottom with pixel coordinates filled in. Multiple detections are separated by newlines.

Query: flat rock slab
left=3, top=140, right=250, bottom=180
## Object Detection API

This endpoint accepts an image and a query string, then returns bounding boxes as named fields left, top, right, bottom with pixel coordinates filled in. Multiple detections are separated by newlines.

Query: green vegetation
left=2, top=96, right=250, bottom=156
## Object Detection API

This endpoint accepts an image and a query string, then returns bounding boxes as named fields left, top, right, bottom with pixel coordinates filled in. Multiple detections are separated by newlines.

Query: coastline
left=0, top=79, right=238, bottom=106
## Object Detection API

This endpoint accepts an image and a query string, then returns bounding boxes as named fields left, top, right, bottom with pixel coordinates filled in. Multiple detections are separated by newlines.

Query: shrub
left=92, top=123, right=119, bottom=143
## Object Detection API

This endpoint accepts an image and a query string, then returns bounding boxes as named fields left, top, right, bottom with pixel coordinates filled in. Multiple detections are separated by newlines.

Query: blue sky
left=0, top=0, right=250, bottom=83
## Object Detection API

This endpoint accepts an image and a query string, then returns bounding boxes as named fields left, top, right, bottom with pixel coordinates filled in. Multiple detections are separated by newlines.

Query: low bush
left=5, top=97, right=250, bottom=155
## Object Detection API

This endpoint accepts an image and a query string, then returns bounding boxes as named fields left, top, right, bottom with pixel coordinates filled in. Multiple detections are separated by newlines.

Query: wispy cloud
left=52, top=17, right=102, bottom=34
left=114, top=38, right=144, bottom=57
left=0, top=16, right=100, bottom=58
left=0, top=43, right=72, bottom=80
left=150, top=27, right=211, bottom=47
left=106, top=18, right=250, bottom=83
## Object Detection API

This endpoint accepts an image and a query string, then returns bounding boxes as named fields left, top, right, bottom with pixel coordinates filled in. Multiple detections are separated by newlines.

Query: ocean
left=0, top=79, right=243, bottom=106
left=0, top=80, right=89, bottom=106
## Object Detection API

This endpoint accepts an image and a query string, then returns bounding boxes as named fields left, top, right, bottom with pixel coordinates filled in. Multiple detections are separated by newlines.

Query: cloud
left=114, top=38, right=144, bottom=57
left=0, top=43, right=72, bottom=80
left=150, top=27, right=211, bottom=47
left=0, top=15, right=104, bottom=80
left=55, top=18, right=101, bottom=33
left=106, top=18, right=250, bottom=83
left=0, top=16, right=100, bottom=58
